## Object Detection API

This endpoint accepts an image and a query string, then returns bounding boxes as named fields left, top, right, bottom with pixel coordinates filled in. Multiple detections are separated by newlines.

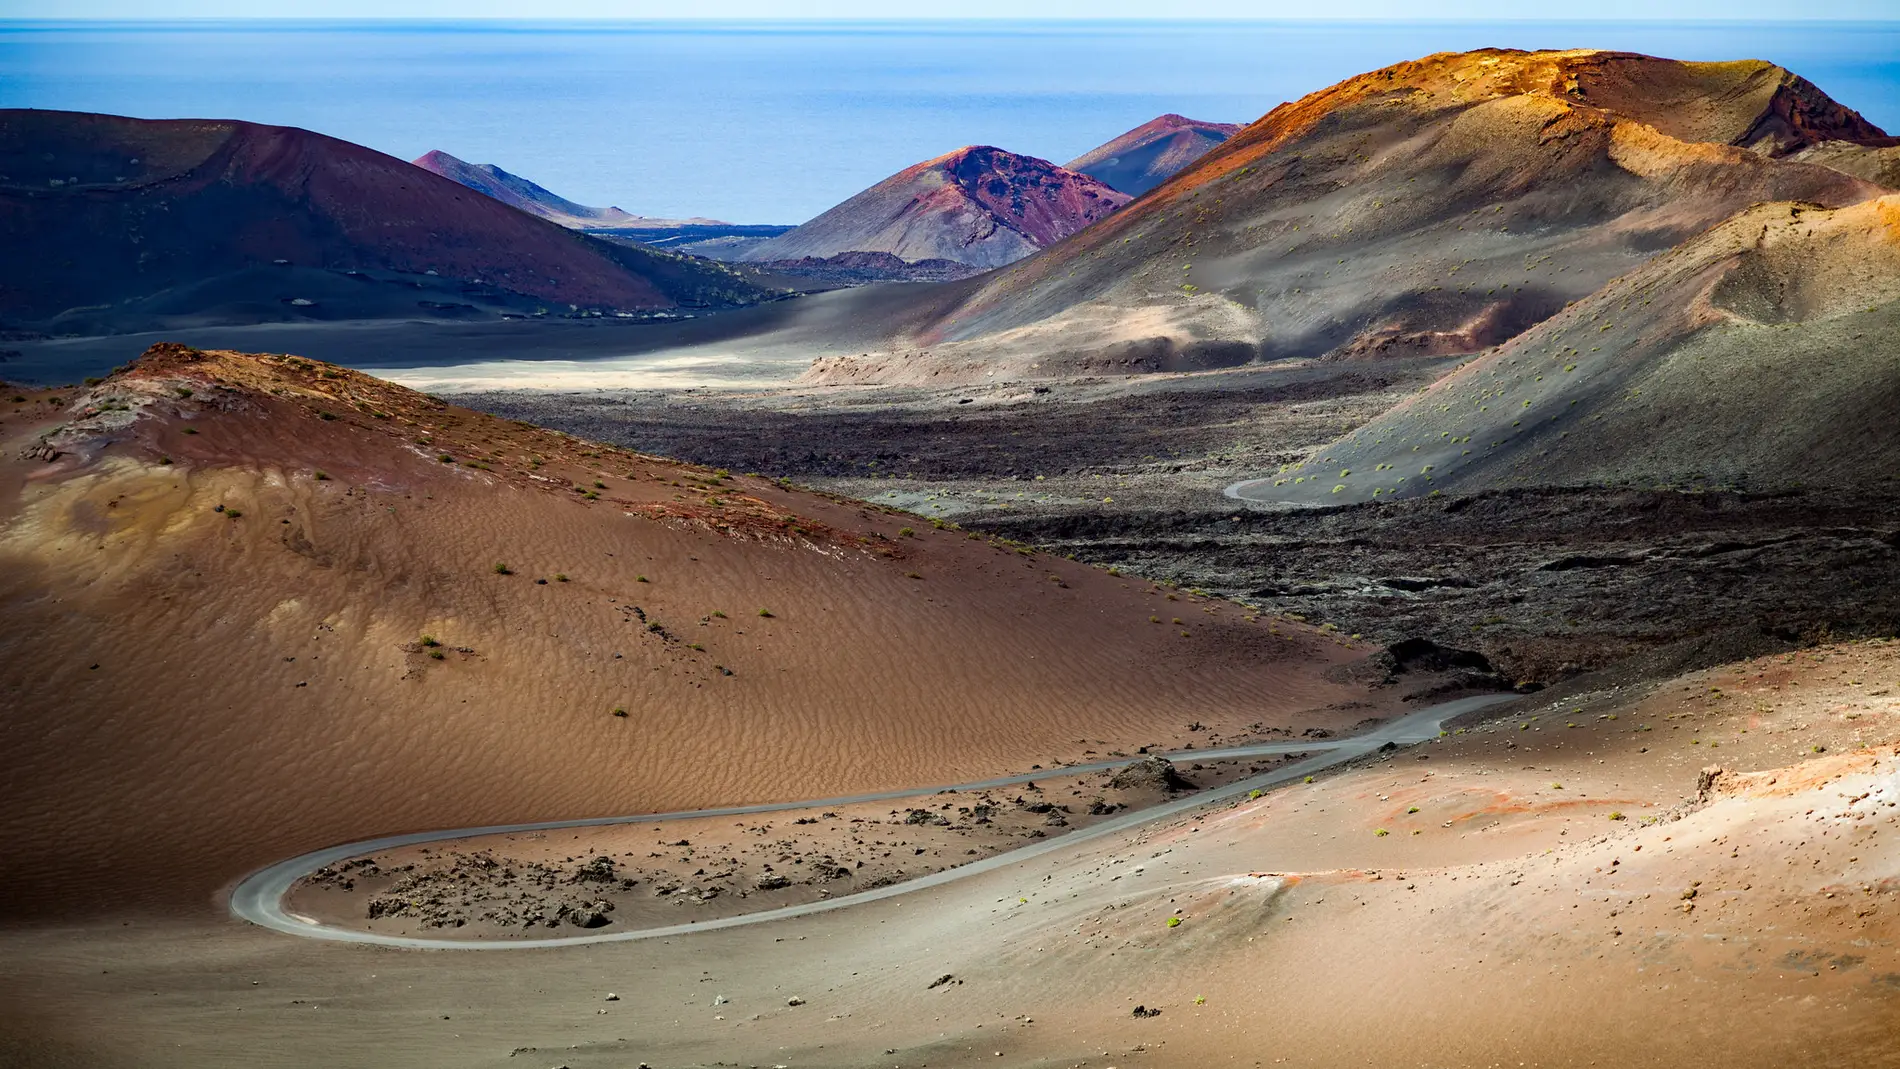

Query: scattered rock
left=1109, top=757, right=1195, bottom=793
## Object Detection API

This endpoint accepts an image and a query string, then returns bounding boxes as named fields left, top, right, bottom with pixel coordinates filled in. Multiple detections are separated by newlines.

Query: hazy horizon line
left=6, top=15, right=1899, bottom=23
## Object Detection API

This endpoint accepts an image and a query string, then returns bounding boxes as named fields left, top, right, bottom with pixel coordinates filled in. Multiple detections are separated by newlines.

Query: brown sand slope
left=1065, top=113, right=1243, bottom=196
left=811, top=49, right=1886, bottom=384
left=0, top=110, right=769, bottom=331
left=0, top=344, right=1388, bottom=918
left=737, top=146, right=1130, bottom=269
left=1246, top=193, right=1900, bottom=504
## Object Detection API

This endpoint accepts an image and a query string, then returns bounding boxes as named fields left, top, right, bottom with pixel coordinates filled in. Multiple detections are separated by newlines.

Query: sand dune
left=0, top=344, right=1388, bottom=918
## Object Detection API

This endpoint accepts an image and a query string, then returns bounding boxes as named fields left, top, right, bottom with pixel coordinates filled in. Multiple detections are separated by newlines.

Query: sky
left=3, top=1, right=1896, bottom=18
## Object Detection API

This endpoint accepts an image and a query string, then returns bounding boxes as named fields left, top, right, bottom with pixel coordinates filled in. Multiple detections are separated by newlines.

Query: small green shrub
left=757, top=608, right=774, bottom=618
left=611, top=707, right=629, bottom=718
left=313, top=470, right=330, bottom=481
left=1165, top=916, right=1182, bottom=928
left=493, top=562, right=512, bottom=575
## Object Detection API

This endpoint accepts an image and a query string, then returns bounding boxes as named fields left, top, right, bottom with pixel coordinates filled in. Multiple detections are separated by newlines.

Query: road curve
left=229, top=693, right=1517, bottom=950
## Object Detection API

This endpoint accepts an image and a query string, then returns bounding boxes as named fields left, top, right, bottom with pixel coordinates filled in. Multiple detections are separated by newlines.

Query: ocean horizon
left=3, top=18, right=1896, bottom=223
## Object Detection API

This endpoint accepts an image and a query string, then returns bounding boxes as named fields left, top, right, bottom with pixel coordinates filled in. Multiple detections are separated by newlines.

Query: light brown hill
left=812, top=49, right=1887, bottom=384
left=1237, top=194, right=1900, bottom=504
left=0, top=345, right=1383, bottom=917
left=1793, top=138, right=1900, bottom=189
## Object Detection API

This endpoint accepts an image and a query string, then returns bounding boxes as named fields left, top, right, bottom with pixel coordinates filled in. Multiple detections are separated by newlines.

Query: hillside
left=814, top=50, right=1888, bottom=383
left=0, top=343, right=1397, bottom=918
left=0, top=110, right=771, bottom=333
left=1066, top=113, right=1242, bottom=196
left=1232, top=193, right=1900, bottom=504
left=1793, top=139, right=1900, bottom=189
left=737, top=146, right=1130, bottom=270
left=412, top=149, right=720, bottom=229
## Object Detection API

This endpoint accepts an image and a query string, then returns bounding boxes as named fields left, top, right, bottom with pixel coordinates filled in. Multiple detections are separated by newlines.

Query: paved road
left=228, top=693, right=1517, bottom=950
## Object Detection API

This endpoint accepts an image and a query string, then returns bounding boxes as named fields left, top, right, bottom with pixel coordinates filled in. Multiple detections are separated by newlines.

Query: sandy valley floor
left=4, top=639, right=1897, bottom=1068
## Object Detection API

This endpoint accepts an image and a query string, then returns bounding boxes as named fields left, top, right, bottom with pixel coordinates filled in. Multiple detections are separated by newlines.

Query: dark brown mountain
left=737, top=146, right=1130, bottom=270
left=0, top=110, right=770, bottom=332
left=1066, top=113, right=1243, bottom=196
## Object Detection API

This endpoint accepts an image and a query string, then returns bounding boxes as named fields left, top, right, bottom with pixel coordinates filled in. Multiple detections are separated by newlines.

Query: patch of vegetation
left=493, top=562, right=513, bottom=575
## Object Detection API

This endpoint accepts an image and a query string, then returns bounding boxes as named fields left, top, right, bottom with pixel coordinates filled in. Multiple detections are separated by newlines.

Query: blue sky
left=4, top=1, right=1895, bottom=18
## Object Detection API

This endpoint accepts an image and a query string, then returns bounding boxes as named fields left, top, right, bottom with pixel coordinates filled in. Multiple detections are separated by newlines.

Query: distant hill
left=0, top=110, right=771, bottom=332
left=816, top=50, right=1889, bottom=384
left=737, top=146, right=1130, bottom=270
left=411, top=149, right=722, bottom=230
left=1066, top=113, right=1242, bottom=196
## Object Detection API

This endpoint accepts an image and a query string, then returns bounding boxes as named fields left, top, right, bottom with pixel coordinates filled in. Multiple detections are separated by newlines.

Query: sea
left=1, top=19, right=1896, bottom=224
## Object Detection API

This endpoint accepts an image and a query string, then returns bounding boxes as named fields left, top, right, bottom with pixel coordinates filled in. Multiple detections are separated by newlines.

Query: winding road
left=229, top=692, right=1517, bottom=950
